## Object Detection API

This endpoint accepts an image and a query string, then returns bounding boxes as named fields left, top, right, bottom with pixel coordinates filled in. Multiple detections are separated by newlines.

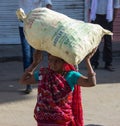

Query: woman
left=19, top=48, right=97, bottom=126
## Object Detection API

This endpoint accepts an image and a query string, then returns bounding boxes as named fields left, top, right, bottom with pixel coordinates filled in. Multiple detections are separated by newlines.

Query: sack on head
left=16, top=7, right=113, bottom=65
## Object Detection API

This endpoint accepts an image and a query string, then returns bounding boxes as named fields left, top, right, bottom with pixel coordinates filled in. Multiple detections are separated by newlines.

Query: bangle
left=88, top=72, right=96, bottom=77
left=33, top=71, right=39, bottom=81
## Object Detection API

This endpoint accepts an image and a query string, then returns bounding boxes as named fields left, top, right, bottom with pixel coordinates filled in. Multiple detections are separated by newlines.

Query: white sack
left=16, top=7, right=113, bottom=65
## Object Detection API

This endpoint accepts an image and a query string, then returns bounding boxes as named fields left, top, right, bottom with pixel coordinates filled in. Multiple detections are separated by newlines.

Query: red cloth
left=34, top=68, right=74, bottom=125
left=35, top=64, right=84, bottom=126
left=64, top=63, right=84, bottom=126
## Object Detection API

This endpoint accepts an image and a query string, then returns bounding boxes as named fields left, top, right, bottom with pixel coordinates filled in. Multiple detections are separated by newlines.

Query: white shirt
left=19, top=0, right=52, bottom=27
left=96, top=0, right=108, bottom=14
left=89, top=0, right=120, bottom=21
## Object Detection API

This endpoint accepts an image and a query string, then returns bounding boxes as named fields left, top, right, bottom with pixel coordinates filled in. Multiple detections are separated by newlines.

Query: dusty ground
left=0, top=52, right=120, bottom=126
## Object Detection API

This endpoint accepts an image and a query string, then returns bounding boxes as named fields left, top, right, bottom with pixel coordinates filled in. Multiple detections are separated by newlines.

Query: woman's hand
left=77, top=48, right=97, bottom=87
left=19, top=71, right=32, bottom=84
left=85, top=47, right=98, bottom=61
left=19, top=50, right=42, bottom=85
left=19, top=71, right=36, bottom=85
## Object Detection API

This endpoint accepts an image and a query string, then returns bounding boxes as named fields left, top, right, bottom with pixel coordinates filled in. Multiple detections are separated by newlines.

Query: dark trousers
left=91, top=14, right=113, bottom=66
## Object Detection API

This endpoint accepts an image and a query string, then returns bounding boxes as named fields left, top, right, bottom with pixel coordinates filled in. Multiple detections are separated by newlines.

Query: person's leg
left=90, top=15, right=103, bottom=68
left=90, top=48, right=100, bottom=68
left=19, top=27, right=33, bottom=93
left=103, top=35, right=112, bottom=65
left=102, top=21, right=114, bottom=71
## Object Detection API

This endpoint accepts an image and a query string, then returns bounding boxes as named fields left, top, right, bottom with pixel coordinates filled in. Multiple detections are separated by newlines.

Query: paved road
left=0, top=44, right=120, bottom=126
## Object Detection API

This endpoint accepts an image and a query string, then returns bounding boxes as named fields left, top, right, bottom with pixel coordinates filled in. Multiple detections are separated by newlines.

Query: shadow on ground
left=79, top=57, right=120, bottom=84
left=85, top=124, right=104, bottom=126
left=0, top=61, right=38, bottom=104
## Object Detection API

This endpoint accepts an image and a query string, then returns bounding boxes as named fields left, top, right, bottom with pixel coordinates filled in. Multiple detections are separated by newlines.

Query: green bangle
left=33, top=71, right=39, bottom=81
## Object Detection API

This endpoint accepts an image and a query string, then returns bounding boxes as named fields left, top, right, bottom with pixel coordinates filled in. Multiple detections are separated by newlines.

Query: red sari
left=34, top=66, right=83, bottom=126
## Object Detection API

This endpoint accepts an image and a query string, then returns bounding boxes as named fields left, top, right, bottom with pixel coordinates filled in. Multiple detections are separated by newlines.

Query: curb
left=0, top=43, right=120, bottom=63
left=0, top=51, right=120, bottom=63
left=0, top=56, right=22, bottom=62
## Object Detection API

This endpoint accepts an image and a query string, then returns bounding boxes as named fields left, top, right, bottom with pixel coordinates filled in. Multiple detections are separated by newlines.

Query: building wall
left=113, top=9, right=120, bottom=42
left=51, top=0, right=85, bottom=20
left=0, top=0, right=20, bottom=44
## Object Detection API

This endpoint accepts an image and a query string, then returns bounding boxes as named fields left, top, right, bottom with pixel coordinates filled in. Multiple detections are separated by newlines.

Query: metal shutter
left=52, top=0, right=85, bottom=20
left=0, top=0, right=87, bottom=44
left=0, top=0, right=20, bottom=44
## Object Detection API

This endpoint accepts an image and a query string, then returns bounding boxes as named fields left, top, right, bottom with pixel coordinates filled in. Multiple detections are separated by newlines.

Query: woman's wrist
left=88, top=72, right=96, bottom=86
left=88, top=72, right=96, bottom=77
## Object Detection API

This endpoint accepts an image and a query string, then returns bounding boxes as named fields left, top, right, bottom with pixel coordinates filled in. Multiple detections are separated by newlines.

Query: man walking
left=89, top=0, right=120, bottom=71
